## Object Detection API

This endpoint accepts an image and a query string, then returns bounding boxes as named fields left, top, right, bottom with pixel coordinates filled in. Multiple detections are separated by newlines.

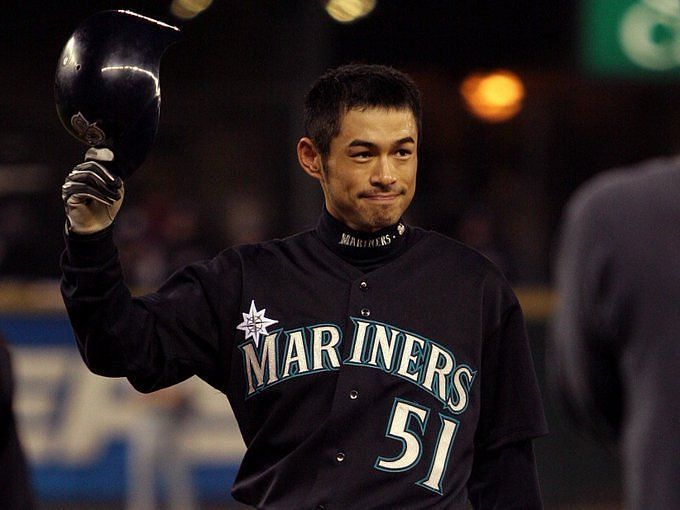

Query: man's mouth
left=360, top=191, right=402, bottom=201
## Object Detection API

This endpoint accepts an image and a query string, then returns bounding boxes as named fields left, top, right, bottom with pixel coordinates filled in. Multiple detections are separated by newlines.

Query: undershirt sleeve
left=468, top=439, right=543, bottom=509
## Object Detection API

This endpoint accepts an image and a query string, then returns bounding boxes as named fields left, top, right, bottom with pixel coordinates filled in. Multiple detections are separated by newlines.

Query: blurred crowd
left=0, top=178, right=547, bottom=289
left=115, top=193, right=212, bottom=289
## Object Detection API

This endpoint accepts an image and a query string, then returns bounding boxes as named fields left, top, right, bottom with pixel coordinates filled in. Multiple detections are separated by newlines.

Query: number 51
left=374, top=398, right=459, bottom=494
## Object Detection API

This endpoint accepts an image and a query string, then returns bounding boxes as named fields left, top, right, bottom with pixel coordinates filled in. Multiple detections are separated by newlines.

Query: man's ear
left=297, top=137, right=323, bottom=181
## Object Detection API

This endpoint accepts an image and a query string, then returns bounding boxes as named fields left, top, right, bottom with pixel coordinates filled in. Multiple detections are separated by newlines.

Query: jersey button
left=359, top=281, right=369, bottom=291
left=317, top=506, right=326, bottom=510
left=336, top=452, right=346, bottom=462
left=349, top=389, right=359, bottom=400
left=360, top=308, right=370, bottom=317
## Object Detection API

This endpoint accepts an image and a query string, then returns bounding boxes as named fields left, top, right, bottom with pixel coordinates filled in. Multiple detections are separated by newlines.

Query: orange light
left=170, top=0, right=213, bottom=20
left=460, top=70, right=525, bottom=123
left=325, top=0, right=376, bottom=23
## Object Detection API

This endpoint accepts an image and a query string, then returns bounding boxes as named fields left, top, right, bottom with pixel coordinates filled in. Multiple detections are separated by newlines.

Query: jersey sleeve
left=60, top=225, right=242, bottom=393
left=474, top=278, right=548, bottom=452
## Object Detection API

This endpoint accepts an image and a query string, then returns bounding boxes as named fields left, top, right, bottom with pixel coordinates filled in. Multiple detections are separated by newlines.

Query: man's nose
left=370, top=156, right=397, bottom=187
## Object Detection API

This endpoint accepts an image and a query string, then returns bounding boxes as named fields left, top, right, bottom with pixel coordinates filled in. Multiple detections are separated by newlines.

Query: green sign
left=581, top=0, right=680, bottom=77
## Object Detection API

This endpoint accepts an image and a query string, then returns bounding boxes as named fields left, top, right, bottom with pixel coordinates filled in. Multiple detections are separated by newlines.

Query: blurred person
left=60, top=64, right=547, bottom=509
left=550, top=155, right=680, bottom=509
left=0, top=333, right=35, bottom=509
left=127, top=385, right=196, bottom=510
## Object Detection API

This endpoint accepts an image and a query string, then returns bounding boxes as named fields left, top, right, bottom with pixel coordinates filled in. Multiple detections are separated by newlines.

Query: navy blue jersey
left=61, top=211, right=547, bottom=509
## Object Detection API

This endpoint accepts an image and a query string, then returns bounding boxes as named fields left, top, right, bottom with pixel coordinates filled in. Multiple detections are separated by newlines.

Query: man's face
left=319, top=107, right=418, bottom=232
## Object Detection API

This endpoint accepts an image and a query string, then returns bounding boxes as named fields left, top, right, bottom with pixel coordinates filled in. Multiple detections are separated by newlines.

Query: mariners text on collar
left=339, top=223, right=406, bottom=248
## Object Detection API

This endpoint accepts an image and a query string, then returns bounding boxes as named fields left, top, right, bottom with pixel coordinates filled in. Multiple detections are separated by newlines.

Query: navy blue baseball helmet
left=55, top=10, right=181, bottom=179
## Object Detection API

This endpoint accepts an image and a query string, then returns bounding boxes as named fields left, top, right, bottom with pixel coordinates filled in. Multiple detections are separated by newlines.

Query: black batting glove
left=62, top=148, right=125, bottom=234
left=62, top=152, right=123, bottom=206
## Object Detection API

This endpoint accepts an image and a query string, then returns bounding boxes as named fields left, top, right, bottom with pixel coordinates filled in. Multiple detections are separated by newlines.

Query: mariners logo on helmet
left=70, top=112, right=106, bottom=146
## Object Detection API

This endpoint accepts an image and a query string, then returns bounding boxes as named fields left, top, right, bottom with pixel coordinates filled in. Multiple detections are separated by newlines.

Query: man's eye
left=351, top=152, right=371, bottom=159
left=396, top=149, right=412, bottom=157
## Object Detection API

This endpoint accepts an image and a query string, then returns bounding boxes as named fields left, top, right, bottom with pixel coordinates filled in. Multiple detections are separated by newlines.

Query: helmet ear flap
left=54, top=10, right=181, bottom=179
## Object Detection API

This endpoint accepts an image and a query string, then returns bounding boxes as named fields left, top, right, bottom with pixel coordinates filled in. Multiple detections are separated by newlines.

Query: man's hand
left=62, top=148, right=124, bottom=234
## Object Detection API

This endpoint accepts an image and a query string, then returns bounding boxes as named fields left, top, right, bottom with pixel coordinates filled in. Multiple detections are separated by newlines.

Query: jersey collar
left=315, top=207, right=409, bottom=271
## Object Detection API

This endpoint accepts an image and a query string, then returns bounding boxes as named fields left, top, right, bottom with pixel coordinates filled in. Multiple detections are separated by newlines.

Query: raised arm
left=60, top=150, right=239, bottom=393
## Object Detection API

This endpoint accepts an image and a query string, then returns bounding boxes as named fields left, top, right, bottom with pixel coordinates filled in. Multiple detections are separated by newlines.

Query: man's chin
left=363, top=211, right=401, bottom=231
left=341, top=202, right=407, bottom=232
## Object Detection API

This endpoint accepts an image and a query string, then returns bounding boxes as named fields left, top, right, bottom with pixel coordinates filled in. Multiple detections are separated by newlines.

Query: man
left=0, top=333, right=35, bottom=509
left=61, top=64, right=548, bottom=509
left=551, top=156, right=680, bottom=509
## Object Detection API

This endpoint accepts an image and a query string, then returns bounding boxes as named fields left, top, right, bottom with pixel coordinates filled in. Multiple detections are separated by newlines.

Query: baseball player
left=61, top=64, right=548, bottom=509
left=551, top=156, right=680, bottom=509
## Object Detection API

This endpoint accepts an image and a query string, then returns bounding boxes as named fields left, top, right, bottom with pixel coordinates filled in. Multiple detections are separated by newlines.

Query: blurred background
left=2, top=0, right=679, bottom=508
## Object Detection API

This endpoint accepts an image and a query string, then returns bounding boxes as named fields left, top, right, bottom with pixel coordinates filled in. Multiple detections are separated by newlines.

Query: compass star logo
left=236, top=300, right=279, bottom=347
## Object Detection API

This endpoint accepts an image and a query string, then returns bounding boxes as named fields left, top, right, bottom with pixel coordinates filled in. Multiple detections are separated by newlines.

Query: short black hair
left=303, top=63, right=422, bottom=159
